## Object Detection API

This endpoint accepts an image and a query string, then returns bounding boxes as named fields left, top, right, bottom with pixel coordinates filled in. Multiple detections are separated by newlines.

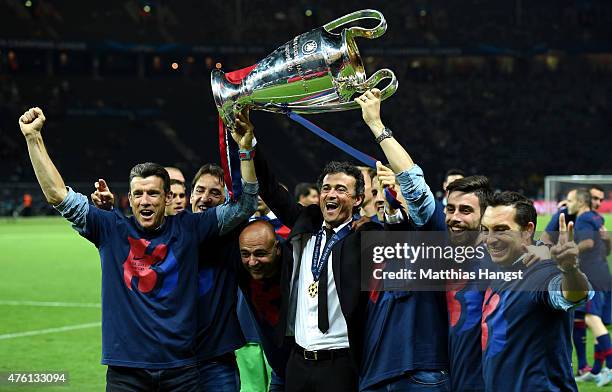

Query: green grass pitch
left=0, top=215, right=610, bottom=391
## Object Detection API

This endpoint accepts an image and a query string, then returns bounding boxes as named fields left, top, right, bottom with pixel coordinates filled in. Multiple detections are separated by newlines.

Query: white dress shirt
left=294, top=220, right=350, bottom=350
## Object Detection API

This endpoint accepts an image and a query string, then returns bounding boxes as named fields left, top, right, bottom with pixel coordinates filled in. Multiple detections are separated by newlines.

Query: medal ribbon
left=311, top=224, right=351, bottom=281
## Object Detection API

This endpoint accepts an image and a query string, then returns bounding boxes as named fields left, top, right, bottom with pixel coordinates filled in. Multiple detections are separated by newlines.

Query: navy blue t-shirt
left=446, top=251, right=492, bottom=392
left=195, top=231, right=245, bottom=361
left=482, top=261, right=578, bottom=392
left=575, top=211, right=610, bottom=292
left=360, top=203, right=448, bottom=390
left=82, top=206, right=219, bottom=369
left=544, top=208, right=575, bottom=243
left=237, top=290, right=261, bottom=343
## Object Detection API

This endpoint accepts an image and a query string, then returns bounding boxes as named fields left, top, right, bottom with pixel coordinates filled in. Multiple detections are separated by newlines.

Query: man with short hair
left=239, top=107, right=381, bottom=390
left=186, top=162, right=248, bottom=391
left=541, top=189, right=593, bottom=377
left=541, top=189, right=577, bottom=246
left=480, top=191, right=590, bottom=391
left=166, top=179, right=187, bottom=215
left=295, top=183, right=320, bottom=207
left=165, top=166, right=189, bottom=211
left=18, top=107, right=258, bottom=391
left=570, top=188, right=612, bottom=386
left=96, top=161, right=278, bottom=391
left=190, top=163, right=226, bottom=213
left=590, top=185, right=612, bottom=329
left=591, top=186, right=605, bottom=212
left=590, top=186, right=611, bottom=256
left=444, top=175, right=492, bottom=392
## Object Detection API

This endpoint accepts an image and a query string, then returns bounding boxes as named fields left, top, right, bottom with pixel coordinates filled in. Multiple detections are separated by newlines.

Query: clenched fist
left=19, top=107, right=46, bottom=139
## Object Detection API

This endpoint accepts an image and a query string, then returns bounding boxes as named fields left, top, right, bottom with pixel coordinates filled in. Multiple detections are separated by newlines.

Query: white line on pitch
left=0, top=300, right=100, bottom=308
left=0, top=322, right=101, bottom=340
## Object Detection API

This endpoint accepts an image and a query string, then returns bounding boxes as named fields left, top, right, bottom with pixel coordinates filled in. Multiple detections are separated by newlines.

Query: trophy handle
left=323, top=9, right=387, bottom=39
left=283, top=68, right=398, bottom=113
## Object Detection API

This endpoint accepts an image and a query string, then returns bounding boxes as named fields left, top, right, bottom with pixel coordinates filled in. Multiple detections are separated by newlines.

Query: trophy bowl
left=212, top=9, right=398, bottom=128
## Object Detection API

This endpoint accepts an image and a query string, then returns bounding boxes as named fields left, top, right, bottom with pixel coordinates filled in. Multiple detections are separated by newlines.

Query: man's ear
left=353, top=194, right=364, bottom=208
left=165, top=191, right=172, bottom=206
left=523, top=222, right=535, bottom=242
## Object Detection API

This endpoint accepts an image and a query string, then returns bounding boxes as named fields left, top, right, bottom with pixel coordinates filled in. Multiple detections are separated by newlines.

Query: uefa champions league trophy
left=212, top=9, right=398, bottom=129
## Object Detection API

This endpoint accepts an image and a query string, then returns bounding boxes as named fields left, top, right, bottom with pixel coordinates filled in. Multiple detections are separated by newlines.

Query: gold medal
left=308, top=281, right=318, bottom=298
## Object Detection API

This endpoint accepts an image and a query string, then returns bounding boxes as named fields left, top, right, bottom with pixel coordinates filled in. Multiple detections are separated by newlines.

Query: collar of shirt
left=321, top=218, right=352, bottom=234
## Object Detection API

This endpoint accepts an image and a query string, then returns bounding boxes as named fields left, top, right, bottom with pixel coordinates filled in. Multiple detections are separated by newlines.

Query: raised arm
left=19, top=107, right=67, bottom=206
left=355, top=89, right=435, bottom=226
left=214, top=110, right=260, bottom=236
left=236, top=110, right=303, bottom=228
left=233, top=110, right=257, bottom=184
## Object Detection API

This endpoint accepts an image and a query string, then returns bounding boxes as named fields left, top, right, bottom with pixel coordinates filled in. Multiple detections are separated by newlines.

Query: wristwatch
left=375, top=127, right=393, bottom=144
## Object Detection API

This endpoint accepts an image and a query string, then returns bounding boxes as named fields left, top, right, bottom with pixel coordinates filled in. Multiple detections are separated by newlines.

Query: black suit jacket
left=254, top=147, right=381, bottom=368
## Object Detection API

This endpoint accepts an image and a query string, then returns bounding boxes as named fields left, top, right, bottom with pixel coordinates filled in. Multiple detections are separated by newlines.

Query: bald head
left=239, top=220, right=280, bottom=280
left=165, top=167, right=185, bottom=184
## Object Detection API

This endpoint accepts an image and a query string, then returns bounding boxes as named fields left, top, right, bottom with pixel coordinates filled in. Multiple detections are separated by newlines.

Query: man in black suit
left=231, top=109, right=380, bottom=391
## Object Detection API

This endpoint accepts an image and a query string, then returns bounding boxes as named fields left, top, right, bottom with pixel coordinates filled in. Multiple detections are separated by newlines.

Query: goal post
left=543, top=175, right=612, bottom=214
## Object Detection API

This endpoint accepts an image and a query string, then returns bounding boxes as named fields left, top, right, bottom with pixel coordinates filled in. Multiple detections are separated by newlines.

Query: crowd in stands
left=1, top=0, right=610, bottom=47
left=1, top=0, right=611, bottom=215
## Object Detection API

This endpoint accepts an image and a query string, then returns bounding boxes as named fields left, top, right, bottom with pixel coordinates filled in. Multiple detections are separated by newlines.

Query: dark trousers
left=106, top=364, right=200, bottom=392
left=198, top=353, right=239, bottom=392
left=361, top=370, right=450, bottom=392
left=285, top=346, right=358, bottom=392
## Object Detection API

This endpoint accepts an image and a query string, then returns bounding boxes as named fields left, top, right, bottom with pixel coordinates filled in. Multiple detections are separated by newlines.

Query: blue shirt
left=195, top=230, right=245, bottom=360
left=237, top=290, right=260, bottom=343
left=447, top=251, right=492, bottom=392
left=360, top=165, right=448, bottom=390
left=55, top=183, right=257, bottom=368
left=482, top=261, right=589, bottom=392
left=544, top=208, right=575, bottom=244
left=574, top=211, right=610, bottom=291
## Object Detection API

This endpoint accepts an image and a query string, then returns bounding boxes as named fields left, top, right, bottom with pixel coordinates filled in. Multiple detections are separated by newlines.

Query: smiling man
left=239, top=220, right=281, bottom=280
left=243, top=118, right=382, bottom=390
left=480, top=191, right=590, bottom=392
left=190, top=163, right=226, bottom=213
left=237, top=219, right=288, bottom=391
left=443, top=175, right=492, bottom=392
left=18, top=107, right=258, bottom=391
left=165, top=179, right=187, bottom=215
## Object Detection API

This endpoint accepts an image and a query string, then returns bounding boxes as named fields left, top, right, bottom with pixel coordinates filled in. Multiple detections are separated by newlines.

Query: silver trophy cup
left=212, top=9, right=398, bottom=128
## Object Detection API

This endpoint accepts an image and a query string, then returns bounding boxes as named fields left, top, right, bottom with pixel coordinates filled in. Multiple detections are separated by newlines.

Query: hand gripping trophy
left=212, top=9, right=398, bottom=129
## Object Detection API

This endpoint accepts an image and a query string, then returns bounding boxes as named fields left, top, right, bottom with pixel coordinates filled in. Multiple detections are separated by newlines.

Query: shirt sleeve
left=395, top=164, right=435, bottom=227
left=544, top=211, right=560, bottom=233
left=546, top=274, right=594, bottom=311
left=53, top=187, right=89, bottom=234
left=574, top=216, right=597, bottom=244
left=216, top=180, right=259, bottom=236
